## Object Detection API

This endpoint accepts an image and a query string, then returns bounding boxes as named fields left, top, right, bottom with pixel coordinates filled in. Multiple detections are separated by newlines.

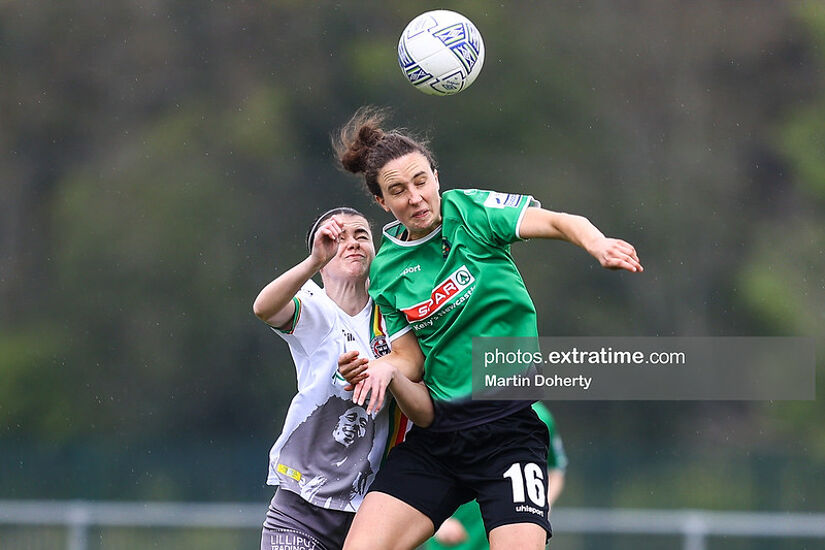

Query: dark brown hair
left=332, top=106, right=436, bottom=198
left=305, top=207, right=370, bottom=252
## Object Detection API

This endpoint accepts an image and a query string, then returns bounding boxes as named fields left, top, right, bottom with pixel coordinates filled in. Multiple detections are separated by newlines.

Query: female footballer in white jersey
left=333, top=108, right=643, bottom=550
left=253, top=207, right=433, bottom=550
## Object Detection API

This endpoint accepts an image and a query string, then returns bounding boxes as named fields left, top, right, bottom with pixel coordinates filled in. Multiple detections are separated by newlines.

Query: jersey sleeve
left=371, top=288, right=411, bottom=342
left=532, top=402, right=568, bottom=471
left=444, top=189, right=539, bottom=248
left=271, top=279, right=338, bottom=353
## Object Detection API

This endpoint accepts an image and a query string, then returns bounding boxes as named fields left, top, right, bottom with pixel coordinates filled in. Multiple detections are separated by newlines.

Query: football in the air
left=397, top=10, right=485, bottom=96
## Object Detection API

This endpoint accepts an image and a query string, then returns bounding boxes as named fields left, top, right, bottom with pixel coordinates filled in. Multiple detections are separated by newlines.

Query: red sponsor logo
left=401, top=266, right=474, bottom=322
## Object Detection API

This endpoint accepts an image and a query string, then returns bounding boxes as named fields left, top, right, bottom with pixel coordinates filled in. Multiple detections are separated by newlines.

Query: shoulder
left=442, top=188, right=484, bottom=207
left=443, top=188, right=533, bottom=212
left=296, top=278, right=325, bottom=302
left=295, top=279, right=339, bottom=316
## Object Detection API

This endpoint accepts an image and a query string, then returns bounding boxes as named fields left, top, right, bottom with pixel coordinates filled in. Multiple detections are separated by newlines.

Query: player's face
left=332, top=406, right=369, bottom=447
left=321, top=214, right=375, bottom=281
left=375, top=152, right=442, bottom=240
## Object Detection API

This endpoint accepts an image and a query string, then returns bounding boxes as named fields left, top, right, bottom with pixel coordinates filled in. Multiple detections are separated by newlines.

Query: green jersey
left=369, top=189, right=539, bottom=409
left=424, top=402, right=567, bottom=550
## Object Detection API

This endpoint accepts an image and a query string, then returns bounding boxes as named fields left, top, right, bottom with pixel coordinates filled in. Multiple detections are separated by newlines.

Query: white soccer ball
left=397, top=10, right=485, bottom=96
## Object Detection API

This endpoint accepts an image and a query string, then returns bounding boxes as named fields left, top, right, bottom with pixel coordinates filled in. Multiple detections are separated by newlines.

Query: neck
left=322, top=276, right=370, bottom=316
left=406, top=221, right=441, bottom=241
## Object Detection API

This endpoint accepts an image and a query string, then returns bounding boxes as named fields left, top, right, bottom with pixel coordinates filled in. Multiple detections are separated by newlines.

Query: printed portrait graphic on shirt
left=276, top=396, right=375, bottom=510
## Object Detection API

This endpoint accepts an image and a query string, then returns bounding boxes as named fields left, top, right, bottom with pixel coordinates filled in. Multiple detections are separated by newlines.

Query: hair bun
left=358, top=125, right=384, bottom=148
left=340, top=144, right=368, bottom=174
left=333, top=106, right=434, bottom=198
left=333, top=106, right=389, bottom=175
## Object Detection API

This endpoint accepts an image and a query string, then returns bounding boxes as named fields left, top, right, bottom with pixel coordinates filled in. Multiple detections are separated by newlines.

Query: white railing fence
left=1, top=500, right=825, bottom=550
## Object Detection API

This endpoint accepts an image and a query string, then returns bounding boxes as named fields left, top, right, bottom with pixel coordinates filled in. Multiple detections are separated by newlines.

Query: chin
left=348, top=265, right=369, bottom=278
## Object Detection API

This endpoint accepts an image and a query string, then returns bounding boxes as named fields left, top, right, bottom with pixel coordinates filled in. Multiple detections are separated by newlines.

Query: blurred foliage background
left=1, top=0, right=823, bottom=514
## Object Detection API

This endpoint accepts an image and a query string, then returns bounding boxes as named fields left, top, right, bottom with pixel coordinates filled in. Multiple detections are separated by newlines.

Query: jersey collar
left=381, top=220, right=442, bottom=247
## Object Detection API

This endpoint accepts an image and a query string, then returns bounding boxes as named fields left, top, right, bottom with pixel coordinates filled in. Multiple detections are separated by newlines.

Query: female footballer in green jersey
left=334, top=107, right=642, bottom=550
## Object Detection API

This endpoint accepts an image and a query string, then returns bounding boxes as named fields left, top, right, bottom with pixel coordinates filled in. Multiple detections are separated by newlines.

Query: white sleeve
left=272, top=279, right=337, bottom=354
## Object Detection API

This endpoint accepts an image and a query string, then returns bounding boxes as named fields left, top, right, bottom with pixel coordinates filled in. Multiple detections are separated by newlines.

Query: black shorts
left=261, top=489, right=353, bottom=550
left=368, top=405, right=551, bottom=538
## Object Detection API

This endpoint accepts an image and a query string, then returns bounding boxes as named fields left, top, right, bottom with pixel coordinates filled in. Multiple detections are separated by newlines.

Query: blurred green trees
left=0, top=1, right=822, bottom=505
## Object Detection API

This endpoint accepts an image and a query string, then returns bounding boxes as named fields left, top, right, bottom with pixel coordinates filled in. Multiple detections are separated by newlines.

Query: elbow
left=413, top=407, right=434, bottom=428
left=413, top=414, right=433, bottom=429
left=252, top=297, right=268, bottom=321
left=418, top=414, right=434, bottom=429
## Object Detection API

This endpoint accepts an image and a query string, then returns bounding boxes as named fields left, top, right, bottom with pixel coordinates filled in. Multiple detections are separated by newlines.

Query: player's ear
left=433, top=169, right=440, bottom=191
left=374, top=194, right=390, bottom=212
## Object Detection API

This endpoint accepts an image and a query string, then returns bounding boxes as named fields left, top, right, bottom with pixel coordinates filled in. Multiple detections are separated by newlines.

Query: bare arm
left=252, top=256, right=326, bottom=328
left=375, top=332, right=432, bottom=426
left=369, top=331, right=425, bottom=382
left=518, top=207, right=643, bottom=273
left=252, top=218, right=343, bottom=328
left=342, top=332, right=434, bottom=427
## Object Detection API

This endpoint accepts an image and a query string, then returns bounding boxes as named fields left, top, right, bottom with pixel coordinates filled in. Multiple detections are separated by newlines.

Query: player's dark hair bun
left=333, top=106, right=436, bottom=198
left=334, top=106, right=388, bottom=176
left=358, top=125, right=384, bottom=149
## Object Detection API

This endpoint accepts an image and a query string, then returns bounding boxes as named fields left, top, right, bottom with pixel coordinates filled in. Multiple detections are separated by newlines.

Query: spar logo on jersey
left=401, top=265, right=475, bottom=322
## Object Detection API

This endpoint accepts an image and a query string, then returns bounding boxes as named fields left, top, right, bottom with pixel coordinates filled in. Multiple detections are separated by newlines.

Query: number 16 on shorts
left=503, top=462, right=546, bottom=507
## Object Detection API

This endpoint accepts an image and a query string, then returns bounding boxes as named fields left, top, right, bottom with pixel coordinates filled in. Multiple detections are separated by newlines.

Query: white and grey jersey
left=265, top=279, right=395, bottom=512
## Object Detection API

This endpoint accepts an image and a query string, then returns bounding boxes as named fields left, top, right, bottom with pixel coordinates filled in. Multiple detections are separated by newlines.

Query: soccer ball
left=397, top=10, right=485, bottom=96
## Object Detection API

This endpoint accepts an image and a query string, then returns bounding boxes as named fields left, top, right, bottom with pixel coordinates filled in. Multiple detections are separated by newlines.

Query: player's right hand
left=338, top=350, right=369, bottom=391
left=310, top=216, right=343, bottom=267
left=589, top=237, right=643, bottom=273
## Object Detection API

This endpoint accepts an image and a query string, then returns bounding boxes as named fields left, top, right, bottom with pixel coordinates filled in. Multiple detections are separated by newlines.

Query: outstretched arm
left=519, top=207, right=643, bottom=273
left=252, top=218, right=343, bottom=328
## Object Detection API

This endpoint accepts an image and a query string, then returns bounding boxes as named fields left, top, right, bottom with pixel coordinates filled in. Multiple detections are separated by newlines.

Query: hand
left=434, top=518, right=469, bottom=546
left=352, top=362, right=397, bottom=415
left=587, top=237, right=643, bottom=272
left=310, top=216, right=343, bottom=268
left=338, top=350, right=369, bottom=391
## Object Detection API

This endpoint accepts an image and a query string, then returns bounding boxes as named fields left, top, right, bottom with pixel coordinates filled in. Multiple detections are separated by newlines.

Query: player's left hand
left=589, top=237, right=643, bottom=272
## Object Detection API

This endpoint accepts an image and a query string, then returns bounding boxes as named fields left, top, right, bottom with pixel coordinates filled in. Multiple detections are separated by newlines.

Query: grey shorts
left=261, top=489, right=354, bottom=550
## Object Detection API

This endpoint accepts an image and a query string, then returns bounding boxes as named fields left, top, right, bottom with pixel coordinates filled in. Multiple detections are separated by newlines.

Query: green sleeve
left=443, top=189, right=537, bottom=248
